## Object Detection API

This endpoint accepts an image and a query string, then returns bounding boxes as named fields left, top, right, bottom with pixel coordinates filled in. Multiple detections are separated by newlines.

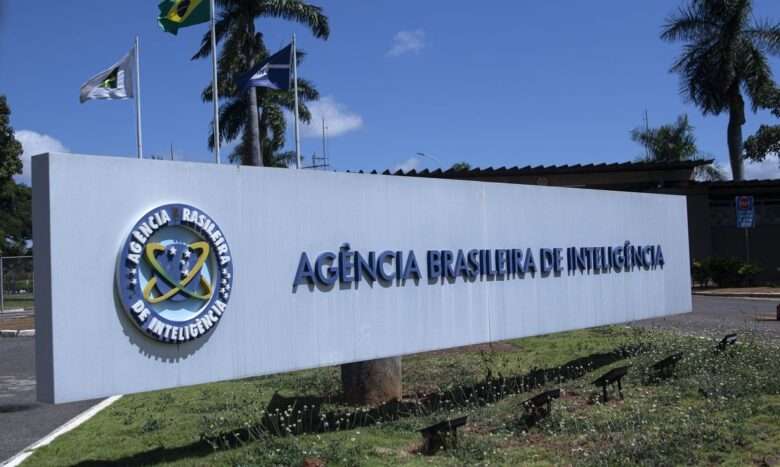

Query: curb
left=0, top=329, right=35, bottom=337
left=693, top=292, right=780, bottom=299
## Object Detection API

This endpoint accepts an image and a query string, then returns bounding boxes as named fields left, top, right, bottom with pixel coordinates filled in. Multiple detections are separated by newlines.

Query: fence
left=0, top=255, right=34, bottom=313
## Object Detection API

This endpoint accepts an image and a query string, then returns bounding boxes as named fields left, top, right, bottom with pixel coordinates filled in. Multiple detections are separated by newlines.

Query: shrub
left=691, top=259, right=710, bottom=287
left=706, top=257, right=743, bottom=287
left=737, top=262, right=763, bottom=286
left=699, top=257, right=762, bottom=288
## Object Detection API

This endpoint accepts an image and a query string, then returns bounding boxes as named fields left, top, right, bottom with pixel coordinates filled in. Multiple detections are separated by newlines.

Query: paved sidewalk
left=632, top=295, right=780, bottom=343
left=0, top=337, right=98, bottom=463
left=693, top=287, right=780, bottom=299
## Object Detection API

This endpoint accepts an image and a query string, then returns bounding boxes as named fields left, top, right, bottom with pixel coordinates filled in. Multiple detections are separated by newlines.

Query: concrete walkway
left=632, top=295, right=780, bottom=343
left=693, top=287, right=780, bottom=299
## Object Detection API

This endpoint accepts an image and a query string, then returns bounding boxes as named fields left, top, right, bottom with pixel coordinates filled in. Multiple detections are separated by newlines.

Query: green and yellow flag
left=158, top=0, right=210, bottom=35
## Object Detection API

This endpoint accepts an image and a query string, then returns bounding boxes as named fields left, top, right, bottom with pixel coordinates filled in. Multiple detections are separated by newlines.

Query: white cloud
left=14, top=130, right=69, bottom=185
left=718, top=155, right=780, bottom=180
left=744, top=155, right=780, bottom=180
left=387, top=29, right=425, bottom=57
left=391, top=157, right=421, bottom=173
left=301, top=96, right=363, bottom=138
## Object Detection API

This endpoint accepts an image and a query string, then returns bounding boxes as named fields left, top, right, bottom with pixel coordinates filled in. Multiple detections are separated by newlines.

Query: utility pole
left=322, top=118, right=327, bottom=160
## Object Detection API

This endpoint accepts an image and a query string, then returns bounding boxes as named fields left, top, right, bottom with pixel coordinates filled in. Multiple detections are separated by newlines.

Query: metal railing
left=0, top=255, right=34, bottom=313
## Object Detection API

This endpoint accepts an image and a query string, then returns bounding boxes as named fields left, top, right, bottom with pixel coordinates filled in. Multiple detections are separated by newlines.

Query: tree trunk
left=727, top=87, right=746, bottom=181
left=247, top=88, right=263, bottom=167
left=341, top=357, right=402, bottom=406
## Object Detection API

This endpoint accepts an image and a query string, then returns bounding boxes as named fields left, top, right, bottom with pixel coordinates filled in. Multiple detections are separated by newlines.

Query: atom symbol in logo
left=143, top=241, right=213, bottom=304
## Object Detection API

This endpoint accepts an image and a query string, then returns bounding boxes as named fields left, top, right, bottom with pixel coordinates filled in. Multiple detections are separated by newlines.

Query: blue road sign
left=736, top=195, right=755, bottom=228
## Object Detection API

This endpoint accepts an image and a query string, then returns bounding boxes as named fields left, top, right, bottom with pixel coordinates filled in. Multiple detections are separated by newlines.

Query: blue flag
left=238, top=44, right=292, bottom=92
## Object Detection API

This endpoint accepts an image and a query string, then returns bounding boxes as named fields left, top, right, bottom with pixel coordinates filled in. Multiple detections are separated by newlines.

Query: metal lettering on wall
left=294, top=242, right=665, bottom=288
left=116, top=203, right=234, bottom=343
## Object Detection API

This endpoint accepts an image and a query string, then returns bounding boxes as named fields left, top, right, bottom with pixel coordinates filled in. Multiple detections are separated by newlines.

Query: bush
left=695, top=257, right=762, bottom=288
left=691, top=259, right=710, bottom=287
left=707, top=257, right=743, bottom=287
left=737, top=262, right=763, bottom=286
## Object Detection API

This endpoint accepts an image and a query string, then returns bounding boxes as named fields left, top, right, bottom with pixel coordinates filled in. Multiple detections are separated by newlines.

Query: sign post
left=735, top=195, right=755, bottom=263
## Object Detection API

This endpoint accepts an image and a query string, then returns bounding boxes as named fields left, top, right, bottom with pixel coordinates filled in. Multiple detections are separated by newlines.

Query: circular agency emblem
left=116, top=204, right=233, bottom=343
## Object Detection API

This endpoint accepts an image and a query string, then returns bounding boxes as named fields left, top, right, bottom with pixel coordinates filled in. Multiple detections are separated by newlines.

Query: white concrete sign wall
left=33, top=153, right=691, bottom=404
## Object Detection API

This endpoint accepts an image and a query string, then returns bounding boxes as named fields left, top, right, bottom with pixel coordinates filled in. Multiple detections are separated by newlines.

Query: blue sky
left=2, top=0, right=780, bottom=183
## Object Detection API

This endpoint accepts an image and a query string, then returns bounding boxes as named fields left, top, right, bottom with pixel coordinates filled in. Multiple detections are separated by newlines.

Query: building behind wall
left=360, top=160, right=780, bottom=284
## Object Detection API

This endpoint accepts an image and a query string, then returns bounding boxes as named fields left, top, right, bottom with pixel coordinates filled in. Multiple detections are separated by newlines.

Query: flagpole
left=210, top=0, right=221, bottom=164
left=134, top=36, right=143, bottom=159
left=292, top=33, right=301, bottom=169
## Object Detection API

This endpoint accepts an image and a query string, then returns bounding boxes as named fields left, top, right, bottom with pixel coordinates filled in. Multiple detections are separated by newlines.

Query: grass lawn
left=23, top=326, right=780, bottom=466
left=2, top=293, right=34, bottom=311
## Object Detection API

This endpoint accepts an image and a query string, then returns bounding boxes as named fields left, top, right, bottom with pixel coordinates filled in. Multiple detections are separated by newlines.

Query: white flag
left=80, top=47, right=136, bottom=103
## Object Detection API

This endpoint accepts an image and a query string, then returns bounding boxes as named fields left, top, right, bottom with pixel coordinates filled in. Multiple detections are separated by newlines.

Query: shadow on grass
left=74, top=344, right=647, bottom=466
left=72, top=442, right=213, bottom=467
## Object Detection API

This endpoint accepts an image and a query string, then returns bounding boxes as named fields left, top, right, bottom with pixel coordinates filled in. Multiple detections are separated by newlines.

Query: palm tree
left=631, top=114, right=698, bottom=162
left=631, top=114, right=724, bottom=180
left=192, top=0, right=329, bottom=166
left=661, top=0, right=780, bottom=180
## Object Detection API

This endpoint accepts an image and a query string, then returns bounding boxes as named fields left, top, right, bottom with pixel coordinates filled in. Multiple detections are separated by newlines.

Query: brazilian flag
left=158, top=0, right=210, bottom=35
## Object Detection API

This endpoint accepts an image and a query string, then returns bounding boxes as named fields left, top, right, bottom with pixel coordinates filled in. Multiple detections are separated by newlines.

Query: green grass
left=2, top=293, right=33, bottom=310
left=24, top=326, right=780, bottom=466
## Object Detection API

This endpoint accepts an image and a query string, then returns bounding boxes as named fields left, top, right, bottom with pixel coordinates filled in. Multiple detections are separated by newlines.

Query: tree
left=630, top=114, right=724, bottom=180
left=743, top=87, right=780, bottom=169
left=0, top=96, right=30, bottom=256
left=0, top=182, right=32, bottom=256
left=744, top=124, right=780, bottom=164
left=0, top=96, right=23, bottom=182
left=661, top=0, right=780, bottom=180
left=631, top=114, right=698, bottom=162
left=192, top=0, right=329, bottom=166
left=450, top=162, right=471, bottom=171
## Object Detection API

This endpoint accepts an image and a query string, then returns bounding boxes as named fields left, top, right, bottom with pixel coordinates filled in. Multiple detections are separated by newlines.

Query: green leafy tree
left=0, top=182, right=31, bottom=256
left=0, top=96, right=30, bottom=255
left=743, top=86, right=780, bottom=172
left=0, top=96, right=23, bottom=182
left=661, top=0, right=780, bottom=180
left=192, top=0, right=329, bottom=167
left=631, top=114, right=724, bottom=180
left=450, top=162, right=471, bottom=171
left=744, top=124, right=780, bottom=166
left=631, top=114, right=698, bottom=162
left=745, top=125, right=780, bottom=162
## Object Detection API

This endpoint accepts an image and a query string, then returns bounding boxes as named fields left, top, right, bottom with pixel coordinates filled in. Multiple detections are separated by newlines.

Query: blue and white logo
left=116, top=203, right=233, bottom=343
